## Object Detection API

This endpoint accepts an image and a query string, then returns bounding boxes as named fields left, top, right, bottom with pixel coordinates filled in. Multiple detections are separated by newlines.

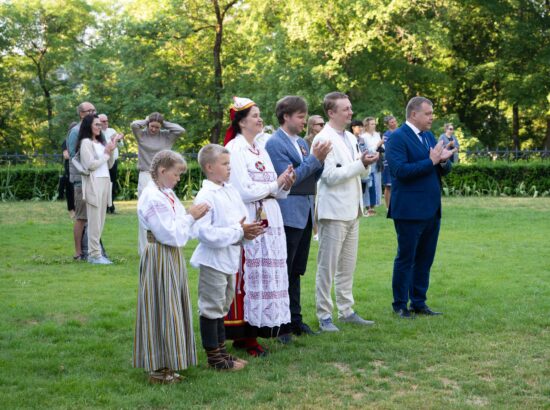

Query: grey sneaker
left=319, top=318, right=340, bottom=332
left=340, top=312, right=375, bottom=326
left=88, top=256, right=113, bottom=265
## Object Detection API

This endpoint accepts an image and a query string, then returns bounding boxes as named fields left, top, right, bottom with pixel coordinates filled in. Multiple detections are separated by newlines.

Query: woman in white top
left=77, top=115, right=121, bottom=264
left=361, top=117, right=384, bottom=216
left=222, top=96, right=295, bottom=357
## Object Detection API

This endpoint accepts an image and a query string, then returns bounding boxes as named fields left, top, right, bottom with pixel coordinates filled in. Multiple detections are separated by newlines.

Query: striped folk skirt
left=133, top=240, right=197, bottom=372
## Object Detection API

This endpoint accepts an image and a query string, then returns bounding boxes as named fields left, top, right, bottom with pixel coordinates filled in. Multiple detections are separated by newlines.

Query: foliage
left=2, top=161, right=549, bottom=201
left=0, top=161, right=203, bottom=201
left=0, top=198, right=548, bottom=408
left=0, top=0, right=549, bottom=153
left=442, top=162, right=550, bottom=197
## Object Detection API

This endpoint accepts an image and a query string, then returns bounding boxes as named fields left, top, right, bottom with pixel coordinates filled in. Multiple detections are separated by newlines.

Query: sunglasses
left=314, top=123, right=325, bottom=126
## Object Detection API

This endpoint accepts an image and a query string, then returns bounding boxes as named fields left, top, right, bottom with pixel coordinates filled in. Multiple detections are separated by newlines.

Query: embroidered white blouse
left=190, top=180, right=247, bottom=274
left=137, top=180, right=195, bottom=247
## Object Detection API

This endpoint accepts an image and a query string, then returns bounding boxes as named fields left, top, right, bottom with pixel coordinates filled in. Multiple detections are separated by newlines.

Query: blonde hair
left=150, top=150, right=187, bottom=186
left=197, top=144, right=229, bottom=172
left=362, top=116, right=376, bottom=127
left=306, top=115, right=324, bottom=139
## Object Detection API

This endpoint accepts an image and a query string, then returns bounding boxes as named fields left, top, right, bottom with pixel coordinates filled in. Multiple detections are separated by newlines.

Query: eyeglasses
left=82, top=109, right=96, bottom=114
left=100, top=120, right=108, bottom=123
left=314, top=123, right=325, bottom=126
left=92, top=123, right=102, bottom=127
left=448, top=128, right=454, bottom=131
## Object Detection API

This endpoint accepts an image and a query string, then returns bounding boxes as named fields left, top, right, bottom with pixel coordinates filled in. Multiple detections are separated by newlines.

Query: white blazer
left=313, top=124, right=370, bottom=221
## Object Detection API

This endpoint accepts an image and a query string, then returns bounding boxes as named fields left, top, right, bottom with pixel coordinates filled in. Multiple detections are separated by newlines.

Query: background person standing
left=131, top=112, right=185, bottom=255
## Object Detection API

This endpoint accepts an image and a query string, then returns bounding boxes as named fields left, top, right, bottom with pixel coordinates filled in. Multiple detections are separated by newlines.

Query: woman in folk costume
left=223, top=97, right=296, bottom=357
left=134, top=150, right=209, bottom=384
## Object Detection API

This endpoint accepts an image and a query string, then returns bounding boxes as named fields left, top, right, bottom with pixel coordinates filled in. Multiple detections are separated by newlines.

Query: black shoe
left=412, top=306, right=442, bottom=316
left=292, top=322, right=316, bottom=336
left=393, top=308, right=414, bottom=319
left=277, top=333, right=293, bottom=344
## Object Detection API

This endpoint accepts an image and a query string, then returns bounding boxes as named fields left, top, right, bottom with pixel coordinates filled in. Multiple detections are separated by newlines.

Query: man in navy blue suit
left=385, top=96, right=456, bottom=318
left=266, top=96, right=332, bottom=338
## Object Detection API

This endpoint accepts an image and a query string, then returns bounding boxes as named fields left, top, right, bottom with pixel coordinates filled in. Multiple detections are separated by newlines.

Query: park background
left=0, top=1, right=549, bottom=408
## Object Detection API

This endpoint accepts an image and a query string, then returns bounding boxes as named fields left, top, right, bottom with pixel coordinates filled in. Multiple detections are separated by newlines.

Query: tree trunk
left=544, top=116, right=550, bottom=153
left=210, top=0, right=224, bottom=144
left=512, top=103, right=520, bottom=151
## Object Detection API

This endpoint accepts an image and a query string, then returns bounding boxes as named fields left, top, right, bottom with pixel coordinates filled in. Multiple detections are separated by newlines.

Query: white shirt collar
left=405, top=120, right=421, bottom=135
left=202, top=179, right=225, bottom=191
left=280, top=127, right=299, bottom=143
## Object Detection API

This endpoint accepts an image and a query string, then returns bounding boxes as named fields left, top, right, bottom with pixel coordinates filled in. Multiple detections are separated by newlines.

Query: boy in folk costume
left=190, top=144, right=264, bottom=370
left=134, top=150, right=209, bottom=384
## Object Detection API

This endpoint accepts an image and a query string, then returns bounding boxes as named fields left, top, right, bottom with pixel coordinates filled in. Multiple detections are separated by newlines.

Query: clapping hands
left=277, top=165, right=296, bottom=191
left=240, top=217, right=265, bottom=240
left=430, top=140, right=456, bottom=165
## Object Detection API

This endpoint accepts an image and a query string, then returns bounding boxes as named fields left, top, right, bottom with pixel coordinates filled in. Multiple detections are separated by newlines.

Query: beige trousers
left=137, top=171, right=152, bottom=255
left=315, top=218, right=360, bottom=320
left=198, top=265, right=236, bottom=319
left=86, top=177, right=110, bottom=259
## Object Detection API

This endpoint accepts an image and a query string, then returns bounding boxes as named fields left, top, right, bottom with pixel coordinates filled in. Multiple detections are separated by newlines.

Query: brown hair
left=275, top=96, right=308, bottom=125
left=150, top=150, right=187, bottom=186
left=323, top=92, right=349, bottom=116
left=147, top=112, right=164, bottom=125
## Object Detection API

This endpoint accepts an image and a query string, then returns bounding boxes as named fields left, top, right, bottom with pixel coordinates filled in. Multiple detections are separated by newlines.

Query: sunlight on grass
left=0, top=198, right=549, bottom=409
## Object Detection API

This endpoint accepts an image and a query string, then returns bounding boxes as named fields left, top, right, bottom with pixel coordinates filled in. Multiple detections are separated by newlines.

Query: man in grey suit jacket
left=265, top=96, right=332, bottom=338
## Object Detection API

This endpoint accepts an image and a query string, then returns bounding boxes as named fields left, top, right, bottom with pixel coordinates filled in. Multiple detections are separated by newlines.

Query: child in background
left=134, top=150, right=209, bottom=384
left=191, top=144, right=264, bottom=371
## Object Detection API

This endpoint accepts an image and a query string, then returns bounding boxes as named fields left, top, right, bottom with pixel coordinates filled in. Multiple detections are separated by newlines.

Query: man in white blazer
left=312, top=92, right=379, bottom=332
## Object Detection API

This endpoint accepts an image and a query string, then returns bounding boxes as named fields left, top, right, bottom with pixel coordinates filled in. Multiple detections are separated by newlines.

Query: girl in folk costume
left=223, top=97, right=296, bottom=357
left=134, top=150, right=209, bottom=384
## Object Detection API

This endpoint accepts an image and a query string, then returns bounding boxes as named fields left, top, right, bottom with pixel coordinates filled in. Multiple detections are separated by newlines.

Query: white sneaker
left=339, top=312, right=375, bottom=326
left=88, top=256, right=113, bottom=265
left=313, top=234, right=319, bottom=241
left=319, top=318, right=339, bottom=332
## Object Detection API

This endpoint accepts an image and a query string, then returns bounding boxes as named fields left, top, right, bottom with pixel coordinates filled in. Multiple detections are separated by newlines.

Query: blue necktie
left=419, top=131, right=430, bottom=150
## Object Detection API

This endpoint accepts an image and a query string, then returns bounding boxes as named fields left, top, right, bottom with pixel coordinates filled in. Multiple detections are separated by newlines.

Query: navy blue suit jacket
left=386, top=124, right=451, bottom=220
left=265, top=128, right=323, bottom=229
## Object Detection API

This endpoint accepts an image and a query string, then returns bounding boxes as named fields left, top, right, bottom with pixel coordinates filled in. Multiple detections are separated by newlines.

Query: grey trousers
left=315, top=218, right=360, bottom=320
left=198, top=264, right=236, bottom=320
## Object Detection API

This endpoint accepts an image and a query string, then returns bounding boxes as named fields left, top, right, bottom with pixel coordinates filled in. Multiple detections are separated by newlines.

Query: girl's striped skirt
left=133, top=237, right=197, bottom=371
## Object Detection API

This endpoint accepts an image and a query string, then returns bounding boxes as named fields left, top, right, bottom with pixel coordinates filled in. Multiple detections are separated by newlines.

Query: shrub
left=442, top=162, right=550, bottom=197
left=0, top=161, right=204, bottom=201
left=1, top=161, right=549, bottom=201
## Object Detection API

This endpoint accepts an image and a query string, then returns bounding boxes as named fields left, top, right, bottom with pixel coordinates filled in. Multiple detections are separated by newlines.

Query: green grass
left=0, top=198, right=548, bottom=409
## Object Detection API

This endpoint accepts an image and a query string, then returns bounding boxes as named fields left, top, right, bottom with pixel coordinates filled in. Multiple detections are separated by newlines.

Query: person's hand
left=283, top=168, right=296, bottom=190
left=114, top=133, right=124, bottom=143
left=429, top=140, right=445, bottom=165
left=188, top=203, right=210, bottom=220
left=361, top=151, right=379, bottom=167
left=62, top=150, right=70, bottom=160
left=277, top=165, right=295, bottom=189
left=311, top=140, right=332, bottom=162
left=240, top=217, right=264, bottom=240
left=104, top=141, right=116, bottom=155
left=439, top=145, right=455, bottom=162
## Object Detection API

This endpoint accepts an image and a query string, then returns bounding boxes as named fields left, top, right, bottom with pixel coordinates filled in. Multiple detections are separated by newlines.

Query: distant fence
left=462, top=148, right=550, bottom=161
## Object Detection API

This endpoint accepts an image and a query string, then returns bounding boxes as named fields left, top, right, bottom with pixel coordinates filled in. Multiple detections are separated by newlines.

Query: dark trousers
left=284, top=214, right=313, bottom=325
left=108, top=160, right=118, bottom=211
left=392, top=215, right=441, bottom=311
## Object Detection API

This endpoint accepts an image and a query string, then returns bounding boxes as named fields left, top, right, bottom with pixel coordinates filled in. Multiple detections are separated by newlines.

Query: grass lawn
left=0, top=198, right=548, bottom=409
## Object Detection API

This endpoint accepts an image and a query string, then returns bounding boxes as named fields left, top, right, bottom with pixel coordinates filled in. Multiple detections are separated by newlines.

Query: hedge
left=0, top=162, right=204, bottom=201
left=1, top=162, right=549, bottom=201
